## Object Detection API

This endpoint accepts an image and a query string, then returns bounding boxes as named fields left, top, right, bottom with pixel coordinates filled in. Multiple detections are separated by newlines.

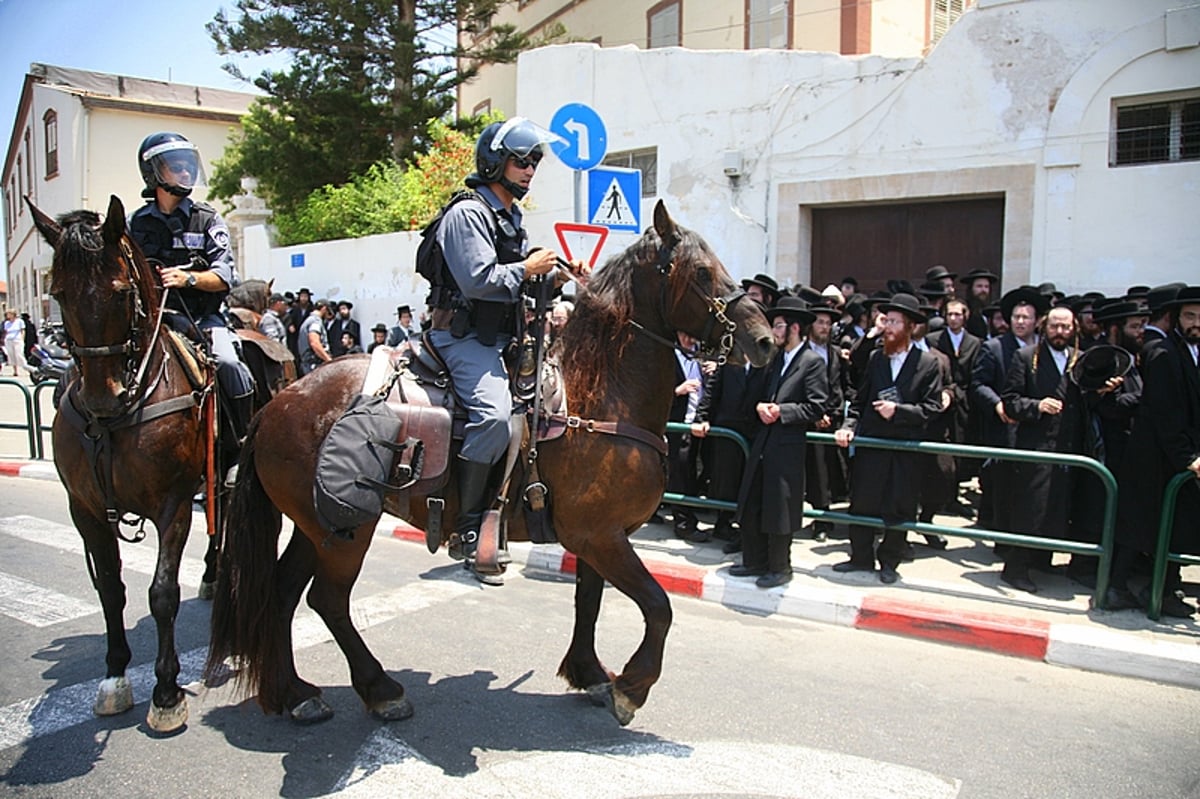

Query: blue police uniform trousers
left=428, top=328, right=512, bottom=465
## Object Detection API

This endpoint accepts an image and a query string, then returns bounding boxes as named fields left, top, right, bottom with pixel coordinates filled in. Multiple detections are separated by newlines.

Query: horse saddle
left=164, top=329, right=208, bottom=391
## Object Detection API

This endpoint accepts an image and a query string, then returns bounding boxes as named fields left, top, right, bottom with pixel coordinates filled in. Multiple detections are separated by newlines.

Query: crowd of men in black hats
left=663, top=265, right=1200, bottom=616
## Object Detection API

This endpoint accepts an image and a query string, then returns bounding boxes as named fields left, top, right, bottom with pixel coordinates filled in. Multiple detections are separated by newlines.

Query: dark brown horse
left=29, top=195, right=225, bottom=733
left=206, top=201, right=774, bottom=725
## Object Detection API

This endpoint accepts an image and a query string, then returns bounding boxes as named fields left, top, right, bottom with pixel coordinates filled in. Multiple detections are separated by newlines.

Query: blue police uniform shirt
left=435, top=185, right=527, bottom=305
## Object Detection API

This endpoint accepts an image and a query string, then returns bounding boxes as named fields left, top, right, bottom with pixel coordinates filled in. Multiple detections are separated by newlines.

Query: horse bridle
left=63, top=238, right=167, bottom=403
left=628, top=236, right=746, bottom=365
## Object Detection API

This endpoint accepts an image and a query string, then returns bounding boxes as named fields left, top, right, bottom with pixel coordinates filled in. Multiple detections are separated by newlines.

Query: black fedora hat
left=1125, top=285, right=1151, bottom=299
left=887, top=279, right=917, bottom=296
left=1070, top=345, right=1133, bottom=392
left=925, top=265, right=958, bottom=282
left=1092, top=300, right=1148, bottom=324
left=863, top=289, right=893, bottom=309
left=840, top=276, right=858, bottom=288
left=336, top=299, right=353, bottom=309
left=878, top=293, right=928, bottom=324
left=959, top=268, right=1000, bottom=284
left=918, top=280, right=951, bottom=298
left=741, top=273, right=780, bottom=294
left=809, top=303, right=842, bottom=319
left=796, top=285, right=826, bottom=306
left=769, top=296, right=816, bottom=325
left=1147, top=282, right=1187, bottom=313
left=1000, top=286, right=1050, bottom=321
left=371, top=323, right=388, bottom=334
left=1160, top=285, right=1200, bottom=310
left=396, top=304, right=412, bottom=316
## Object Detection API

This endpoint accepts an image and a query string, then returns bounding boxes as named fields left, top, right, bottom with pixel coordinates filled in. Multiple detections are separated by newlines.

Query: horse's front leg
left=576, top=537, right=672, bottom=726
left=70, top=502, right=134, bottom=718
left=557, top=556, right=616, bottom=700
left=145, top=500, right=192, bottom=733
left=304, top=524, right=412, bottom=723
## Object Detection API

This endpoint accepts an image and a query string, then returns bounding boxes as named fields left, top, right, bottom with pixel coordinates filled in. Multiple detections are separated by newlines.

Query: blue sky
left=0, top=0, right=285, bottom=261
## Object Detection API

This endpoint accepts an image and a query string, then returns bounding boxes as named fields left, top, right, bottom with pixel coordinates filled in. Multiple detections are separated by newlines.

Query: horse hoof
left=369, top=697, right=414, bottom=722
left=586, top=682, right=637, bottom=726
left=93, top=677, right=134, bottom=716
left=197, top=580, right=216, bottom=601
left=290, top=696, right=334, bottom=725
left=473, top=569, right=504, bottom=586
left=146, top=696, right=189, bottom=733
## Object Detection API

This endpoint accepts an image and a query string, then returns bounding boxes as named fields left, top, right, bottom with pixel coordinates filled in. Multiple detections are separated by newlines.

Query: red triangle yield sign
left=554, top=222, right=610, bottom=268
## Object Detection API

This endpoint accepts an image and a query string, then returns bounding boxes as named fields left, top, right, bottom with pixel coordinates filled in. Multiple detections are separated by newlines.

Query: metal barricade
left=1148, top=471, right=1199, bottom=621
left=659, top=422, right=1119, bottom=609
left=662, top=423, right=749, bottom=514
left=0, top=378, right=39, bottom=459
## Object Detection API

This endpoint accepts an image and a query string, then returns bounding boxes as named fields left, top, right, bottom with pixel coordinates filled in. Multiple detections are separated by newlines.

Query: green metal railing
left=1148, top=471, right=1199, bottom=621
left=0, top=378, right=41, bottom=459
left=662, top=423, right=749, bottom=513
left=661, top=423, right=1119, bottom=608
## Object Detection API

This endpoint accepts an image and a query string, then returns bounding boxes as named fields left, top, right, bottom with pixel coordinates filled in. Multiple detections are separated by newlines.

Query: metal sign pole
left=574, top=170, right=584, bottom=224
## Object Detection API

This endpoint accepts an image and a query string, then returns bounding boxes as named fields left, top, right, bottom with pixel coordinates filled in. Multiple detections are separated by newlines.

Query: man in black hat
left=666, top=332, right=710, bottom=542
left=839, top=276, right=858, bottom=301
left=731, top=297, right=828, bottom=587
left=368, top=323, right=389, bottom=354
left=1000, top=304, right=1088, bottom=593
left=741, top=274, right=780, bottom=308
left=286, top=287, right=313, bottom=359
left=801, top=302, right=848, bottom=542
left=327, top=300, right=361, bottom=357
left=833, top=293, right=943, bottom=584
left=969, top=286, right=1048, bottom=528
left=387, top=304, right=420, bottom=349
left=918, top=281, right=951, bottom=318
left=1142, top=283, right=1185, bottom=352
left=1071, top=292, right=1107, bottom=351
left=929, top=297, right=983, bottom=506
left=1111, top=286, right=1200, bottom=616
left=959, top=269, right=999, bottom=339
left=925, top=265, right=957, bottom=296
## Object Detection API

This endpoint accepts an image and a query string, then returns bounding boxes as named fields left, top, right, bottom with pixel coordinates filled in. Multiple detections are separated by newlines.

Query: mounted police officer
left=128, top=132, right=255, bottom=483
left=428, top=117, right=586, bottom=580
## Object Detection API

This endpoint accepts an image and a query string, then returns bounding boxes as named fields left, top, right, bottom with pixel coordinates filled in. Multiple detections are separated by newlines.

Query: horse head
left=29, top=194, right=158, bottom=419
left=642, top=200, right=774, bottom=368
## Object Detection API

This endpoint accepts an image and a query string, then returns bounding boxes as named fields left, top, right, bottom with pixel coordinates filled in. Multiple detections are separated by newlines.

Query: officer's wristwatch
left=185, top=273, right=198, bottom=288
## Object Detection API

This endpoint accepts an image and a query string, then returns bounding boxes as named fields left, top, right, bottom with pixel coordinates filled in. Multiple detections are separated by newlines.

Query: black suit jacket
left=737, top=347, right=828, bottom=536
left=970, top=332, right=1025, bottom=447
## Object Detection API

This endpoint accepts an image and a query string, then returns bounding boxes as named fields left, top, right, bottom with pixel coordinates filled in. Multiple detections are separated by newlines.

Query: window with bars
left=930, top=0, right=967, bottom=47
left=43, top=110, right=58, bottom=178
left=1112, top=96, right=1200, bottom=166
left=648, top=1, right=681, bottom=49
left=602, top=147, right=658, bottom=197
left=748, top=0, right=789, bottom=49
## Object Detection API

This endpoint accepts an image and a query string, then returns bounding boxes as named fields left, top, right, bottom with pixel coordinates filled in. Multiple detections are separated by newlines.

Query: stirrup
left=448, top=530, right=477, bottom=562
left=223, top=464, right=239, bottom=488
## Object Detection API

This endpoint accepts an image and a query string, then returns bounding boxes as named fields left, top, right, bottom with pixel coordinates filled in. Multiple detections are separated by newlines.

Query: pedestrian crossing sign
left=587, top=167, right=642, bottom=232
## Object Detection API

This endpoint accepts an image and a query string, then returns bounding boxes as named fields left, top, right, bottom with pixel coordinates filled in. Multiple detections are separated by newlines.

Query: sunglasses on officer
left=509, top=153, right=541, bottom=170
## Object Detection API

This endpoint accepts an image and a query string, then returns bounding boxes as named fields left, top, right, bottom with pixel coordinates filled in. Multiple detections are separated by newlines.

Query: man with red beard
left=1000, top=305, right=1087, bottom=593
left=1110, top=286, right=1200, bottom=616
left=833, top=294, right=943, bottom=584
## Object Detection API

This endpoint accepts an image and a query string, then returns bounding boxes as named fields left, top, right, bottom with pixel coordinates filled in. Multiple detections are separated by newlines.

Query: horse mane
left=49, top=208, right=162, bottom=333
left=560, top=222, right=711, bottom=413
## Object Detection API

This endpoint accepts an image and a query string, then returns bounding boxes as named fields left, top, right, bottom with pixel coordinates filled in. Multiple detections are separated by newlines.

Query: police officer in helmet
left=129, top=132, right=255, bottom=483
left=431, top=117, right=587, bottom=582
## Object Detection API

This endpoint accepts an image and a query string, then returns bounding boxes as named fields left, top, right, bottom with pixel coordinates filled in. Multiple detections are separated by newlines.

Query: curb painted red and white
left=0, top=460, right=58, bottom=481
left=388, top=521, right=1200, bottom=691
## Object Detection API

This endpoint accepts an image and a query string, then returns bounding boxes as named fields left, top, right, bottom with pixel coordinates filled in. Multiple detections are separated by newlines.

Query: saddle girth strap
left=546, top=414, right=669, bottom=457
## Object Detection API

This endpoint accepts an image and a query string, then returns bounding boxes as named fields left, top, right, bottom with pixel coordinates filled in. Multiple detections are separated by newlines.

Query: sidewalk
left=5, top=457, right=1197, bottom=690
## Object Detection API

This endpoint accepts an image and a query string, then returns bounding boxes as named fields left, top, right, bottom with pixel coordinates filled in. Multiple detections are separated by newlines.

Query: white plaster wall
left=512, top=0, right=1199, bottom=294
left=246, top=228, right=427, bottom=334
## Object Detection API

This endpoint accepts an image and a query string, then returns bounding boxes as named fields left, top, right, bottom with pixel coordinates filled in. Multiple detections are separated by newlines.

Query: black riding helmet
left=138, top=132, right=207, bottom=199
left=465, top=118, right=561, bottom=200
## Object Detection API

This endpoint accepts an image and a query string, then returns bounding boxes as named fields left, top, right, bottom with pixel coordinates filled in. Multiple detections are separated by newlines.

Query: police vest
left=130, top=201, right=225, bottom=320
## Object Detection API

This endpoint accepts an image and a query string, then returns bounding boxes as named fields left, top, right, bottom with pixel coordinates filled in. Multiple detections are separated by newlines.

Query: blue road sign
left=290, top=253, right=305, bottom=268
left=587, top=167, right=641, bottom=232
left=550, top=103, right=607, bottom=171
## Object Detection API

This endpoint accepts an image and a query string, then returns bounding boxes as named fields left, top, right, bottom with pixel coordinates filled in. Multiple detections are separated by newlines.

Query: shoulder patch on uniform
left=211, top=226, right=231, bottom=250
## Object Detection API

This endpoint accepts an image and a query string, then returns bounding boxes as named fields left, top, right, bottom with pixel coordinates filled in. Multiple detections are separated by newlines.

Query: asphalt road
left=1, top=476, right=1198, bottom=799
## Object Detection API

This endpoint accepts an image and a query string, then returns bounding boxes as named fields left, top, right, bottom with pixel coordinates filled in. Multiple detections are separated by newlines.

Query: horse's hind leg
left=145, top=501, right=193, bottom=733
left=273, top=526, right=331, bottom=723
left=575, top=536, right=672, bottom=726
left=71, top=503, right=134, bottom=717
left=198, top=524, right=220, bottom=601
left=558, top=557, right=616, bottom=701
left=305, top=526, right=412, bottom=722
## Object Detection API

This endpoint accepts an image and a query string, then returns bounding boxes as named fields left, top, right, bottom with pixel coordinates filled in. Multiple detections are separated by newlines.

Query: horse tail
left=204, top=412, right=286, bottom=713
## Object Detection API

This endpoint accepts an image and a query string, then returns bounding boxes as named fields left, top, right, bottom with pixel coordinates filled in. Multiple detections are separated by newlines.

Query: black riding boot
left=452, top=457, right=494, bottom=560
left=222, top=393, right=255, bottom=487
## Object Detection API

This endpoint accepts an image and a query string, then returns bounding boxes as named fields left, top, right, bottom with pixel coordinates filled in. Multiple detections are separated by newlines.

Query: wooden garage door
left=811, top=198, right=1005, bottom=294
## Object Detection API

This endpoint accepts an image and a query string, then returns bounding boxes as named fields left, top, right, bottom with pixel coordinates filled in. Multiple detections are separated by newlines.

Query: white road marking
left=0, top=563, right=475, bottom=752
left=0, top=571, right=98, bottom=627
left=329, top=731, right=962, bottom=798
left=0, top=514, right=206, bottom=588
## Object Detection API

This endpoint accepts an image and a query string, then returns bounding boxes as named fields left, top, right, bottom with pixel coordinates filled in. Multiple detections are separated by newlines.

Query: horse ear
left=102, top=195, right=126, bottom=246
left=653, top=200, right=678, bottom=244
left=26, top=197, right=63, bottom=249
